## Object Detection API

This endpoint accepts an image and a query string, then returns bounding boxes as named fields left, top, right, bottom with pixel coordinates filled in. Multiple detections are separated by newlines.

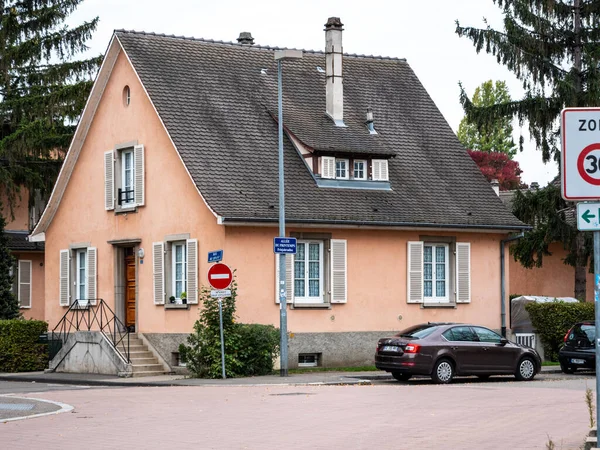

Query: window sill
left=165, top=303, right=190, bottom=310
left=420, top=302, right=457, bottom=309
left=115, top=206, right=138, bottom=215
left=291, top=303, right=332, bottom=310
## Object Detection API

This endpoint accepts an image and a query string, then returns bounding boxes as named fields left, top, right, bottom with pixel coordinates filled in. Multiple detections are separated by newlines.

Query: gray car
left=375, top=322, right=542, bottom=384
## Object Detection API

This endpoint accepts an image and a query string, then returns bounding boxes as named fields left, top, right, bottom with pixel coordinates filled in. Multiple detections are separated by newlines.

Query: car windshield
left=395, top=324, right=439, bottom=340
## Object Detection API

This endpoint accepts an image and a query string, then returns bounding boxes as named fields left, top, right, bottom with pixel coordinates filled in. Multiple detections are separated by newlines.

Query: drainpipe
left=500, top=233, right=524, bottom=337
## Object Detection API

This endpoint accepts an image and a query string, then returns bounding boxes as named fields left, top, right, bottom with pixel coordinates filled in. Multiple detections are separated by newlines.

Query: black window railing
left=118, top=188, right=134, bottom=206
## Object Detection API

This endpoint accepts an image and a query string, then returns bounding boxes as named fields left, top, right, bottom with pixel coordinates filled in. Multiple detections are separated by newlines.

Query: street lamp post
left=274, top=49, right=302, bottom=377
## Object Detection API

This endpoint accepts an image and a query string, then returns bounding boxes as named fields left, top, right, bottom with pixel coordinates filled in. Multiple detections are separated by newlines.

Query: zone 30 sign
left=562, top=108, right=600, bottom=201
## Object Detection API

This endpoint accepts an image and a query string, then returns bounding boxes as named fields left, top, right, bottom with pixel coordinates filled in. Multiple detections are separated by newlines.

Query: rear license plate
left=571, top=358, right=586, bottom=364
left=382, top=345, right=398, bottom=352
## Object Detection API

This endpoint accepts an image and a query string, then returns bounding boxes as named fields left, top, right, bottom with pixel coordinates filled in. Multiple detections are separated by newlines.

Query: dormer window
left=320, top=156, right=388, bottom=182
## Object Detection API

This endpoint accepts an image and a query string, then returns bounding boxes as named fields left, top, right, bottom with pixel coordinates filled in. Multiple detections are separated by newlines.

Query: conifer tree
left=456, top=0, right=597, bottom=300
left=457, top=80, right=517, bottom=157
left=0, top=1, right=101, bottom=214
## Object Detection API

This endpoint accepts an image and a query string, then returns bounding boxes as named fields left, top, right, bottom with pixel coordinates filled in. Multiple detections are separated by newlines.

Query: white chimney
left=491, top=179, right=500, bottom=196
left=325, top=17, right=345, bottom=127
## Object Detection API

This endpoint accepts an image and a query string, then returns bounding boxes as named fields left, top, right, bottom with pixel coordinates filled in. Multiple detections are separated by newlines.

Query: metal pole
left=594, top=231, right=600, bottom=431
left=218, top=299, right=226, bottom=379
left=277, top=58, right=288, bottom=377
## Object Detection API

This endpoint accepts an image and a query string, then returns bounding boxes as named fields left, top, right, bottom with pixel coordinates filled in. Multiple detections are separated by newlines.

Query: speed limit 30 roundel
left=562, top=108, right=600, bottom=200
left=207, top=263, right=233, bottom=290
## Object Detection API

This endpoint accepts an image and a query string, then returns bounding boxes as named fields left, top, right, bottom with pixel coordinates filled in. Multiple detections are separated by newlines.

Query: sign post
left=562, top=108, right=600, bottom=431
left=207, top=263, right=233, bottom=380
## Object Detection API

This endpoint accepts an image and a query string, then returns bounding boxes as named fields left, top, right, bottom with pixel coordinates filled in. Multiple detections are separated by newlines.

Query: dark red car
left=375, top=323, right=541, bottom=384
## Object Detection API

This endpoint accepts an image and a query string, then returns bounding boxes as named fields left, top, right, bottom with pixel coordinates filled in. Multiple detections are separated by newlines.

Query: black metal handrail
left=51, top=299, right=130, bottom=363
left=118, top=188, right=134, bottom=206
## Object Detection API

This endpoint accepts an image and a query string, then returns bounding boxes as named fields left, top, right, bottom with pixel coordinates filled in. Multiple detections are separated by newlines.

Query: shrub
left=526, top=301, right=594, bottom=361
left=0, top=319, right=48, bottom=372
left=179, top=275, right=279, bottom=378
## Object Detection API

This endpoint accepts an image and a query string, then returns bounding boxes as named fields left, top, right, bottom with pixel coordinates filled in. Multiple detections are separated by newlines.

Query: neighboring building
left=4, top=189, right=45, bottom=320
left=499, top=189, right=594, bottom=303
left=30, top=18, right=527, bottom=372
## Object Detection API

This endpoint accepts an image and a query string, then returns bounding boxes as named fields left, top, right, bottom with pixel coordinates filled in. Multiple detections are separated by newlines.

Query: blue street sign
left=274, top=237, right=297, bottom=254
left=208, top=250, right=223, bottom=263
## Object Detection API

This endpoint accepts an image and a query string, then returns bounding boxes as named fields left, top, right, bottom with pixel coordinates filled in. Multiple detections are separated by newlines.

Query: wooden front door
left=125, top=252, right=136, bottom=329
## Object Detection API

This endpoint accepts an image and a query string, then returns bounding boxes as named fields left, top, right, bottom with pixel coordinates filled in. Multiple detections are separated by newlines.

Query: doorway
left=124, top=247, right=136, bottom=331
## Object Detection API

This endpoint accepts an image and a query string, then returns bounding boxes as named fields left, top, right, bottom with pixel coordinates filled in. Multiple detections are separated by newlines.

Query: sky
left=67, top=0, right=559, bottom=186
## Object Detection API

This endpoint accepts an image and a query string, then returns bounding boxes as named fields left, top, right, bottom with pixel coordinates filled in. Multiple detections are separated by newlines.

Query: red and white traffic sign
left=207, top=263, right=233, bottom=290
left=562, top=108, right=600, bottom=200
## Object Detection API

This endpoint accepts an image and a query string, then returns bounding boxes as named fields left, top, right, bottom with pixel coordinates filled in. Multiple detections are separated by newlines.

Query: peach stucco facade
left=41, top=48, right=510, bottom=340
left=509, top=242, right=594, bottom=302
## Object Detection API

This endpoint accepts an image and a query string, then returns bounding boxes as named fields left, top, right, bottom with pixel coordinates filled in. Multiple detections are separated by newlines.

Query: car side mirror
left=499, top=338, right=508, bottom=346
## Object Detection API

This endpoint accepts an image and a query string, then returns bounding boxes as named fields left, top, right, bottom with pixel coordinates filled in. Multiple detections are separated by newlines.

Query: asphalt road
left=0, top=371, right=596, bottom=450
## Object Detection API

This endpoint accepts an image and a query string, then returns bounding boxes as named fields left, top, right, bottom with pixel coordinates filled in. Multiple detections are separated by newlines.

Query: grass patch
left=542, top=361, right=560, bottom=366
left=288, top=365, right=378, bottom=374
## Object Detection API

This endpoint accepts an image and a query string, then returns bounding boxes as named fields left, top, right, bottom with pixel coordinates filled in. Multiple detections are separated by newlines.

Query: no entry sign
left=207, top=263, right=233, bottom=290
left=562, top=108, right=600, bottom=200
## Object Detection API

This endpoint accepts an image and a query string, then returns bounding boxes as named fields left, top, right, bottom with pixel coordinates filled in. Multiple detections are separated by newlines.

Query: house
left=29, top=17, right=527, bottom=374
left=4, top=190, right=45, bottom=320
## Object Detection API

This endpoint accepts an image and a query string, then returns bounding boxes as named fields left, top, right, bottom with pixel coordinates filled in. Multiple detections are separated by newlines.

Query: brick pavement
left=0, top=380, right=590, bottom=450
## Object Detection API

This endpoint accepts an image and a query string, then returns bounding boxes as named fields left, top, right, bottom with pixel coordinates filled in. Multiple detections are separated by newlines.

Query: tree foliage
left=0, top=1, right=101, bottom=214
left=468, top=149, right=525, bottom=190
left=457, top=80, right=517, bottom=157
left=0, top=209, right=18, bottom=319
left=457, top=0, right=598, bottom=299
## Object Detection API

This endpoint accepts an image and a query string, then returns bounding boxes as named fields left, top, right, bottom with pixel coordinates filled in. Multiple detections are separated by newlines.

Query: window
left=104, top=145, right=145, bottom=211
left=76, top=249, right=87, bottom=302
left=123, top=85, right=131, bottom=106
left=298, top=353, right=320, bottom=367
left=120, top=150, right=135, bottom=206
left=152, top=239, right=198, bottom=305
left=172, top=242, right=187, bottom=301
left=59, top=247, right=97, bottom=307
left=335, top=159, right=349, bottom=180
left=407, top=241, right=470, bottom=304
left=353, top=160, right=366, bottom=180
left=443, top=326, right=478, bottom=342
left=276, top=238, right=347, bottom=305
left=423, top=244, right=448, bottom=303
left=472, top=327, right=503, bottom=344
left=17, top=260, right=32, bottom=309
left=372, top=159, right=389, bottom=181
left=294, top=241, right=324, bottom=303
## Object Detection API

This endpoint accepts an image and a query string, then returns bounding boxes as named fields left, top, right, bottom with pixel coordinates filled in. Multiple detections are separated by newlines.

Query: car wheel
left=391, top=371, right=412, bottom=382
left=560, top=363, right=575, bottom=374
left=515, top=357, right=536, bottom=381
left=432, top=359, right=454, bottom=384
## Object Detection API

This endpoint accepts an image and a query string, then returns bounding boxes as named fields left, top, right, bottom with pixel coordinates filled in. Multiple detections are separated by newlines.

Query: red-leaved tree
left=467, top=150, right=526, bottom=191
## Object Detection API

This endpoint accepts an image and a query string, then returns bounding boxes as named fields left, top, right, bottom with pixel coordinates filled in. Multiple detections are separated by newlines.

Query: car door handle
left=451, top=346, right=458, bottom=350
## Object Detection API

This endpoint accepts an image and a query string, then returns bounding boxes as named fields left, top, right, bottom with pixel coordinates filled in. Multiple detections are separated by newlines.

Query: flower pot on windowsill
left=180, top=292, right=187, bottom=305
left=169, top=296, right=176, bottom=304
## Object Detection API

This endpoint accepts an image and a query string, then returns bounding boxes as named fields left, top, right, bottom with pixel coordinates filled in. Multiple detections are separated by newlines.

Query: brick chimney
left=325, top=17, right=344, bottom=126
left=491, top=179, right=500, bottom=196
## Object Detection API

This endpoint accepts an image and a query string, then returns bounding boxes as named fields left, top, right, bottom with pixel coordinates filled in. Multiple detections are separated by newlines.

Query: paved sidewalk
left=0, top=365, right=563, bottom=387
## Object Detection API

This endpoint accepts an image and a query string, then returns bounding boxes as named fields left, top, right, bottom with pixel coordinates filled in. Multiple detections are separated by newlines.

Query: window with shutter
left=153, top=242, right=165, bottom=305
left=456, top=242, right=471, bottom=303
left=18, top=260, right=32, bottom=308
left=275, top=253, right=294, bottom=304
left=134, top=144, right=145, bottom=206
left=372, top=159, right=389, bottom=181
left=330, top=239, right=347, bottom=303
left=59, top=249, right=70, bottom=306
left=186, top=239, right=198, bottom=304
left=321, top=156, right=336, bottom=179
left=407, top=241, right=424, bottom=303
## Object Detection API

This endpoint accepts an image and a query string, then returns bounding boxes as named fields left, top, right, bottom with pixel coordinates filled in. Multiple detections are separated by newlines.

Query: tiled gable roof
left=5, top=230, right=44, bottom=251
left=115, top=31, right=526, bottom=230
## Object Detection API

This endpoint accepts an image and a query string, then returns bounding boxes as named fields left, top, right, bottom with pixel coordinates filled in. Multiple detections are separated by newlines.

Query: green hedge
left=236, top=323, right=280, bottom=376
left=0, top=320, right=49, bottom=372
left=525, top=301, right=594, bottom=361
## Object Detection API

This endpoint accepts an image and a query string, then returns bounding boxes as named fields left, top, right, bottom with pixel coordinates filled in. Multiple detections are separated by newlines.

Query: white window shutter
left=372, top=159, right=389, bottom=181
left=60, top=249, right=70, bottom=306
left=134, top=144, right=145, bottom=206
left=456, top=242, right=471, bottom=303
left=407, top=241, right=424, bottom=303
left=153, top=242, right=165, bottom=305
left=104, top=151, right=115, bottom=210
left=186, top=239, right=198, bottom=304
left=87, top=247, right=97, bottom=305
left=275, top=253, right=294, bottom=303
left=322, top=156, right=335, bottom=179
left=330, top=239, right=347, bottom=303
left=18, top=260, right=32, bottom=308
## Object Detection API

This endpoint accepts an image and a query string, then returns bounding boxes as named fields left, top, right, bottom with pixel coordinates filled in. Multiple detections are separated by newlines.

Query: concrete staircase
left=114, top=333, right=168, bottom=377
